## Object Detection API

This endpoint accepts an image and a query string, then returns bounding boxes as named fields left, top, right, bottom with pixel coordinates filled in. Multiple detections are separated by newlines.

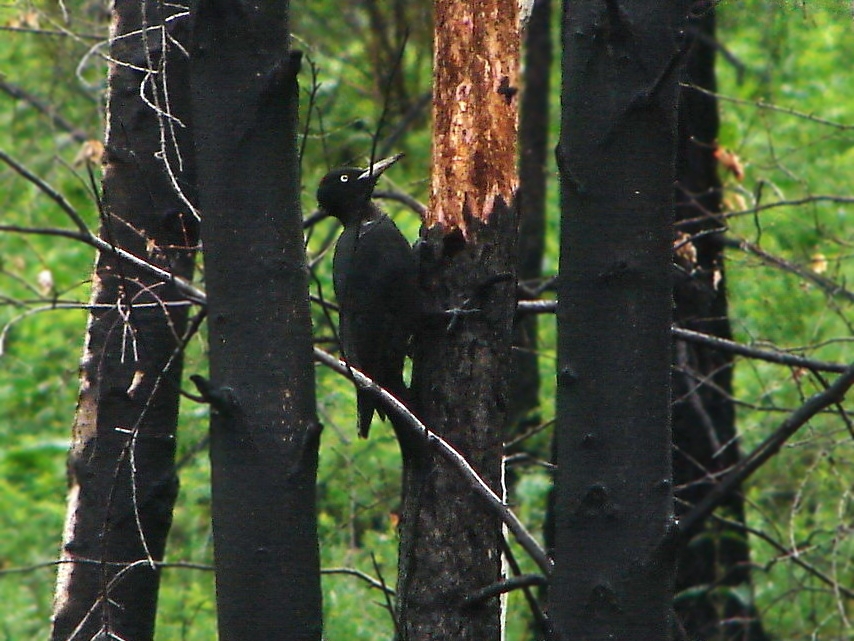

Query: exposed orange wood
left=429, top=0, right=520, bottom=238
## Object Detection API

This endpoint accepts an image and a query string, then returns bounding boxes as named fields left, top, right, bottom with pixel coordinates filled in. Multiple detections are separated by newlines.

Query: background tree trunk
left=552, top=2, right=688, bottom=638
left=51, top=2, right=197, bottom=639
left=396, top=1, right=520, bottom=639
left=509, top=0, right=552, bottom=430
left=673, top=9, right=768, bottom=640
left=189, top=2, right=322, bottom=639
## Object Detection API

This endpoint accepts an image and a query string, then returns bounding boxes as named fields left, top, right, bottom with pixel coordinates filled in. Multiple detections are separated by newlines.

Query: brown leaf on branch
left=714, top=144, right=745, bottom=182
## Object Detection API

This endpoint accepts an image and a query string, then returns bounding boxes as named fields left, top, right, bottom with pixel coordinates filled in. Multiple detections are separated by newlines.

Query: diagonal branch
left=679, top=363, right=854, bottom=534
left=673, top=326, right=849, bottom=374
left=0, top=78, right=91, bottom=143
left=725, top=236, right=854, bottom=304
left=0, top=149, right=205, bottom=305
left=313, top=346, right=553, bottom=576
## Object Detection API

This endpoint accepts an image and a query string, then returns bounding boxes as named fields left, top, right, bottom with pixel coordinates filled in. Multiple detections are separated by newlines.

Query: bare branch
left=461, top=574, right=548, bottom=607
left=371, top=553, right=401, bottom=636
left=518, top=300, right=850, bottom=373
left=0, top=149, right=90, bottom=233
left=681, top=83, right=854, bottom=131
left=313, top=346, right=553, bottom=576
left=709, top=513, right=854, bottom=601
left=321, top=567, right=396, bottom=595
left=679, top=363, right=854, bottom=533
left=673, top=327, right=849, bottom=374
left=0, top=148, right=206, bottom=305
left=501, top=537, right=554, bottom=640
left=0, top=24, right=102, bottom=40
left=517, top=299, right=556, bottom=315
left=724, top=236, right=854, bottom=304
left=373, top=189, right=428, bottom=216
left=0, top=78, right=91, bottom=142
left=677, top=194, right=854, bottom=229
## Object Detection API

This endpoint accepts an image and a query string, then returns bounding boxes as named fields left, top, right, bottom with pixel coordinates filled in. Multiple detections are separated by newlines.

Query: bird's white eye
left=340, top=175, right=349, bottom=182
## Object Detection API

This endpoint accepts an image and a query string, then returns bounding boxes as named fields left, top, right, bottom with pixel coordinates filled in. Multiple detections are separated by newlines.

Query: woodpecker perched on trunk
left=317, top=154, right=419, bottom=438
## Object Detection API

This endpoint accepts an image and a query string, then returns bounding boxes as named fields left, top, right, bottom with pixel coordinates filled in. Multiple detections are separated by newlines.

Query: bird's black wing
left=332, top=214, right=418, bottom=437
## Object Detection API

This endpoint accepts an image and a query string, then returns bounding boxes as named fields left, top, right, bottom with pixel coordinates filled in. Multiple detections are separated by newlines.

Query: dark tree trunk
left=396, top=1, right=520, bottom=639
left=552, top=2, right=689, bottom=639
left=673, top=9, right=768, bottom=640
left=509, top=0, right=552, bottom=429
left=189, top=2, right=322, bottom=639
left=51, top=2, right=197, bottom=640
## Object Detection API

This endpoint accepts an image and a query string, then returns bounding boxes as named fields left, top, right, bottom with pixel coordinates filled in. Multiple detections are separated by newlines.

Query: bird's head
left=316, top=153, right=403, bottom=225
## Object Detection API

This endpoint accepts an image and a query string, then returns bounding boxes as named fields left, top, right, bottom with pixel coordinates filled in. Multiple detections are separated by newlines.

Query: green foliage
left=717, top=2, right=854, bottom=637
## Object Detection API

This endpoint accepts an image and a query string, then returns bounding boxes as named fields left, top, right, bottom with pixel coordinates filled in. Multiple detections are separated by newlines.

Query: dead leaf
left=73, top=140, right=104, bottom=167
left=714, top=145, right=745, bottom=182
left=809, top=253, right=828, bottom=274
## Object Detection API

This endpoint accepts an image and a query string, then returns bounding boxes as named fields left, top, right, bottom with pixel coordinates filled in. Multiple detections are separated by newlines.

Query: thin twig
left=461, top=574, right=548, bottom=607
left=0, top=149, right=90, bottom=233
left=677, top=194, right=854, bottom=228
left=673, top=327, right=849, bottom=374
left=725, top=236, right=854, bottom=304
left=0, top=79, right=91, bottom=142
left=2, top=149, right=204, bottom=302
left=371, top=553, right=401, bottom=637
left=373, top=189, right=427, bottom=216
left=710, top=513, right=854, bottom=601
left=682, top=83, right=854, bottom=131
left=501, top=537, right=554, bottom=640
left=679, top=363, right=854, bottom=533
left=321, top=567, right=396, bottom=595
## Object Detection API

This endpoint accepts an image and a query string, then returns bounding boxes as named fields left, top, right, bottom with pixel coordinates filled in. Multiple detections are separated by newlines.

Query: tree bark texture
left=673, top=9, right=768, bottom=640
left=553, top=2, right=689, bottom=639
left=397, top=1, right=520, bottom=639
left=51, top=2, right=198, bottom=640
left=427, top=0, right=519, bottom=235
left=189, top=2, right=322, bottom=639
left=509, top=0, right=552, bottom=429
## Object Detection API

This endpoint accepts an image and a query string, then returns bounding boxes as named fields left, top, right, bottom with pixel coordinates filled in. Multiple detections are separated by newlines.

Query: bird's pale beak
left=358, top=153, right=404, bottom=181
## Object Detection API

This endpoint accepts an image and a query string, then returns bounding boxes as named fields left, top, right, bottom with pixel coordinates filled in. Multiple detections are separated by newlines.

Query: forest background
left=1, top=0, right=854, bottom=639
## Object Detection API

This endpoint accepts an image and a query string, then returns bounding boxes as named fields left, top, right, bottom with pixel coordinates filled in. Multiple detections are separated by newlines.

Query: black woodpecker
left=317, top=154, right=419, bottom=438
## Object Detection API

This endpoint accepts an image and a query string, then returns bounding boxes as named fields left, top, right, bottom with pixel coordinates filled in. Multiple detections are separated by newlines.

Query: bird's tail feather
left=357, top=390, right=376, bottom=439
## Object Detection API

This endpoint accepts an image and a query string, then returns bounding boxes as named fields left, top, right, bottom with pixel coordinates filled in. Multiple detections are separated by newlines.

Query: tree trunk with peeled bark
left=396, top=1, right=521, bottom=639
left=51, top=2, right=198, bottom=639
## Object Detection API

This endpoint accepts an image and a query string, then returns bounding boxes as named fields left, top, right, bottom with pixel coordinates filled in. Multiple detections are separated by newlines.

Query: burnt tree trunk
left=673, top=9, right=768, bottom=640
left=189, top=1, right=322, bottom=639
left=509, top=0, right=552, bottom=430
left=51, top=2, right=198, bottom=639
left=396, top=1, right=520, bottom=639
left=552, top=1, right=689, bottom=639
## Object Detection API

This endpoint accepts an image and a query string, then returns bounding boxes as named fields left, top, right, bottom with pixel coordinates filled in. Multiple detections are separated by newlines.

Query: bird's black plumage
left=317, top=154, right=418, bottom=437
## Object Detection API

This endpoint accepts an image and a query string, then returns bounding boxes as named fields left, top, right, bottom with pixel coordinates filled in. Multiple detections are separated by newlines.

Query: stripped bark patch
left=429, top=0, right=519, bottom=238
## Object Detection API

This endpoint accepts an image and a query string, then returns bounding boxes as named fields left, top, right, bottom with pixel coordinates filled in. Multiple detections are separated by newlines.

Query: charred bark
left=51, top=2, right=198, bottom=639
left=397, top=1, right=521, bottom=639
left=553, top=1, right=689, bottom=639
left=189, top=1, right=322, bottom=639
left=673, top=9, right=768, bottom=640
left=509, top=0, right=552, bottom=430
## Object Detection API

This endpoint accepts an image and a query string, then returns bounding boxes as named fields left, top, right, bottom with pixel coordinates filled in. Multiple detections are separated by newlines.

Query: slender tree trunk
left=509, top=0, right=552, bottom=429
left=51, top=2, right=197, bottom=639
left=397, top=1, right=520, bottom=639
left=673, top=9, right=768, bottom=640
left=552, top=2, right=689, bottom=639
left=189, top=2, right=321, bottom=639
